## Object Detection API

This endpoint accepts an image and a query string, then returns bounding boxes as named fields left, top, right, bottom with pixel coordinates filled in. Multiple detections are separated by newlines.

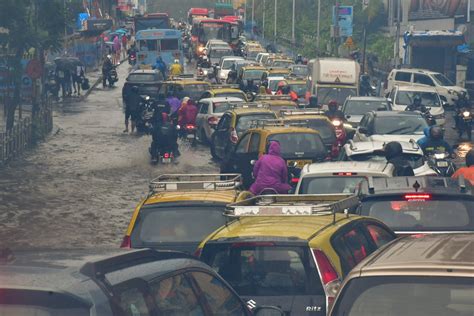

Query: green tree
left=0, top=0, right=65, bottom=131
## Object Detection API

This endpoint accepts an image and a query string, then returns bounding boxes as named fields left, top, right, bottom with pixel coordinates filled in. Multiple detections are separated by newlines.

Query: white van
left=385, top=68, right=468, bottom=106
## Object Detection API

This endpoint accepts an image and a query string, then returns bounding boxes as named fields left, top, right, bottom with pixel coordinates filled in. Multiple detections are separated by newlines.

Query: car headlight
left=203, top=70, right=208, bottom=75
left=198, top=46, right=204, bottom=52
left=463, top=111, right=470, bottom=118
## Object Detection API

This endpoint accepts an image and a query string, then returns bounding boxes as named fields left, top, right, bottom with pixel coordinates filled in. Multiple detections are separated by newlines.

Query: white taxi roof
left=344, top=140, right=423, bottom=156
left=199, top=97, right=246, bottom=104
left=300, top=161, right=394, bottom=178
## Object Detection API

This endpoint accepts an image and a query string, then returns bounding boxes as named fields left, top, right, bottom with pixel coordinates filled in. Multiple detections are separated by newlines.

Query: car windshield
left=202, top=244, right=324, bottom=296
left=344, top=100, right=390, bottom=115
left=211, top=49, right=233, bottom=59
left=395, top=91, right=441, bottom=107
left=374, top=116, right=428, bottom=135
left=236, top=113, right=276, bottom=134
left=272, top=60, right=293, bottom=68
left=332, top=276, right=474, bottom=316
left=305, top=119, right=337, bottom=144
left=299, top=176, right=366, bottom=194
left=247, top=50, right=260, bottom=58
left=359, top=199, right=474, bottom=232
left=291, top=66, right=308, bottom=77
left=348, top=152, right=424, bottom=169
left=215, top=92, right=245, bottom=100
left=214, top=101, right=243, bottom=113
left=222, top=59, right=239, bottom=69
left=130, top=206, right=227, bottom=245
left=433, top=73, right=455, bottom=86
left=267, top=133, right=327, bottom=159
left=127, top=73, right=159, bottom=82
left=269, top=79, right=285, bottom=91
left=317, top=87, right=357, bottom=106
left=179, top=84, right=209, bottom=99
left=243, top=70, right=265, bottom=80
left=288, top=84, right=307, bottom=97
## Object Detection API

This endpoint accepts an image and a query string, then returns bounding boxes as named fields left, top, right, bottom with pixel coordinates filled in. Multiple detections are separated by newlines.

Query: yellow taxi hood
left=144, top=190, right=238, bottom=205
left=207, top=214, right=357, bottom=241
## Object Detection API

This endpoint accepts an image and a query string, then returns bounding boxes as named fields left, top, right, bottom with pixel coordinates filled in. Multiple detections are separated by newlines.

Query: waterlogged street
left=0, top=64, right=217, bottom=249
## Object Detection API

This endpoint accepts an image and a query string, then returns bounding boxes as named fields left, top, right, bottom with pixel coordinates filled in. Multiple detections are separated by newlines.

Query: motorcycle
left=197, top=66, right=213, bottom=80
left=426, top=151, right=456, bottom=177
left=108, top=66, right=118, bottom=86
left=149, top=143, right=175, bottom=165
left=456, top=108, right=472, bottom=141
left=136, top=96, right=155, bottom=134
left=177, top=123, right=197, bottom=146
left=128, top=52, right=137, bottom=66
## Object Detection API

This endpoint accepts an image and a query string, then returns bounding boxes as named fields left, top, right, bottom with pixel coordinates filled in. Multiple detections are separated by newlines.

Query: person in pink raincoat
left=250, top=141, right=292, bottom=195
left=113, top=36, right=121, bottom=65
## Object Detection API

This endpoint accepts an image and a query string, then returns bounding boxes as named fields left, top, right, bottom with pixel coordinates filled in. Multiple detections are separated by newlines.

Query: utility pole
left=251, top=0, right=254, bottom=36
left=291, top=0, right=295, bottom=52
left=262, top=0, right=266, bottom=39
left=395, top=0, right=401, bottom=68
left=273, top=0, right=277, bottom=43
left=244, top=0, right=247, bottom=29
left=316, top=0, right=320, bottom=55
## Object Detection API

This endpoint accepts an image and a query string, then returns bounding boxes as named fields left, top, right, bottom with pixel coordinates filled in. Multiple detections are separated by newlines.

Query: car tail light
left=230, top=128, right=238, bottom=144
left=194, top=248, right=202, bottom=258
left=291, top=177, right=299, bottom=184
left=404, top=193, right=431, bottom=201
left=186, top=124, right=196, bottom=130
left=208, top=116, right=219, bottom=126
left=333, top=172, right=357, bottom=176
left=313, top=249, right=341, bottom=311
left=164, top=152, right=170, bottom=158
left=120, top=235, right=131, bottom=248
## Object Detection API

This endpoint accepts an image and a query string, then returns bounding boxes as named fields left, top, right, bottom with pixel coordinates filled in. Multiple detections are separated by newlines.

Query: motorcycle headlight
left=463, top=111, right=470, bottom=117
left=434, top=153, right=446, bottom=159
left=332, top=120, right=342, bottom=127
left=203, top=70, right=208, bottom=75
left=198, top=46, right=204, bottom=52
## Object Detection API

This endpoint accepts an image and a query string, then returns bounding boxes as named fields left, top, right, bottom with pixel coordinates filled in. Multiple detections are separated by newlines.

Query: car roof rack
left=170, top=74, right=195, bottom=80
left=210, top=83, right=240, bottom=89
left=250, top=118, right=308, bottom=129
left=280, top=109, right=325, bottom=116
left=254, top=95, right=292, bottom=101
left=231, top=102, right=268, bottom=109
left=149, top=173, right=241, bottom=193
left=225, top=194, right=359, bottom=220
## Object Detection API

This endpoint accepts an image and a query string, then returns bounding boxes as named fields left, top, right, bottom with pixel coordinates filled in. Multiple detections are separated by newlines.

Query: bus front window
left=140, top=40, right=158, bottom=52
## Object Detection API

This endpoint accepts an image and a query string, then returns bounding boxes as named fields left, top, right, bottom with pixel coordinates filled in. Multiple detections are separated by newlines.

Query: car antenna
left=413, top=180, right=421, bottom=192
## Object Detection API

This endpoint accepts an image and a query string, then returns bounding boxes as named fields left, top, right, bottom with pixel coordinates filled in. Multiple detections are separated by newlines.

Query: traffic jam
left=1, top=2, right=474, bottom=316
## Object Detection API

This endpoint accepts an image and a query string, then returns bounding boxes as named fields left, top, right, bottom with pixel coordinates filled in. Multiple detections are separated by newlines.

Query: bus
left=187, top=8, right=209, bottom=24
left=135, top=29, right=183, bottom=68
left=194, top=19, right=239, bottom=56
left=134, top=13, right=170, bottom=33
left=214, top=3, right=234, bottom=18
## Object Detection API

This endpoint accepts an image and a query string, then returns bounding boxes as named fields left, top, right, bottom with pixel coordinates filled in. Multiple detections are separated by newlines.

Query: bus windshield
left=199, top=23, right=230, bottom=43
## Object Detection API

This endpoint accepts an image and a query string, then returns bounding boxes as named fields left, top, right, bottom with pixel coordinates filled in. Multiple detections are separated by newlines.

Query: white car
left=295, top=161, right=394, bottom=194
left=256, top=52, right=269, bottom=64
left=385, top=68, right=468, bottom=106
left=354, top=111, right=429, bottom=143
left=339, top=141, right=437, bottom=176
left=217, top=56, right=244, bottom=83
left=208, top=47, right=233, bottom=66
left=196, top=97, right=245, bottom=143
left=388, top=85, right=446, bottom=125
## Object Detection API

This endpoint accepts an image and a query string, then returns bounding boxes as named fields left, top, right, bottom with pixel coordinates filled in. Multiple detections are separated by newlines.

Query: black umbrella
left=54, top=57, right=84, bottom=71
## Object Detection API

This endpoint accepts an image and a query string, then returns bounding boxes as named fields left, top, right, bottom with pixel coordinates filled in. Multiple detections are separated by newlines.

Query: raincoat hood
left=385, top=141, right=403, bottom=160
left=268, top=141, right=281, bottom=156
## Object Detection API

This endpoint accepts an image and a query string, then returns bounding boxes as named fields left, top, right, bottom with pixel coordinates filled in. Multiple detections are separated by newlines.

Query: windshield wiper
left=384, top=126, right=412, bottom=134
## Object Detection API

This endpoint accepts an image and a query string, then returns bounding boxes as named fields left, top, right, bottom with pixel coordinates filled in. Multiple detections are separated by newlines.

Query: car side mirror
left=358, top=126, right=368, bottom=135
left=346, top=115, right=351, bottom=119
left=253, top=306, right=285, bottom=316
left=442, top=101, right=449, bottom=107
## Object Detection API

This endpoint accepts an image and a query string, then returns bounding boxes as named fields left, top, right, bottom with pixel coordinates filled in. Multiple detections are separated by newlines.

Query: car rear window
left=267, top=133, right=327, bottom=160
left=344, top=100, right=390, bottom=115
left=201, top=244, right=324, bottom=296
left=395, top=91, right=441, bottom=107
left=348, top=152, right=424, bottom=169
left=332, top=276, right=474, bottom=316
left=130, top=206, right=227, bottom=245
left=374, top=116, right=428, bottom=135
left=214, top=101, right=243, bottom=113
left=236, top=113, right=276, bottom=134
left=359, top=199, right=474, bottom=232
left=0, top=289, right=89, bottom=316
left=215, top=92, right=246, bottom=100
left=179, top=84, right=209, bottom=100
left=299, top=176, right=366, bottom=194
left=305, top=119, right=337, bottom=144
left=127, top=73, right=160, bottom=82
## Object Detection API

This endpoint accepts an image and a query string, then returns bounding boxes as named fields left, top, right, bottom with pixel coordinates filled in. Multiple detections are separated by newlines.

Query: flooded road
left=0, top=64, right=218, bottom=249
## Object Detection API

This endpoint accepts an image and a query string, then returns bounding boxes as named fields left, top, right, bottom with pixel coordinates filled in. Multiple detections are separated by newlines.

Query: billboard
left=409, top=0, right=468, bottom=20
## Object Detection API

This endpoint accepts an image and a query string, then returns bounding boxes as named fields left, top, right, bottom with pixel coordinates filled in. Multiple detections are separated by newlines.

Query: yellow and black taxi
left=261, top=68, right=291, bottom=82
left=210, top=105, right=277, bottom=161
left=197, top=194, right=397, bottom=315
left=220, top=121, right=328, bottom=188
left=160, top=77, right=210, bottom=100
left=120, top=174, right=245, bottom=254
left=254, top=95, right=298, bottom=113
left=280, top=109, right=340, bottom=158
left=199, top=84, right=248, bottom=101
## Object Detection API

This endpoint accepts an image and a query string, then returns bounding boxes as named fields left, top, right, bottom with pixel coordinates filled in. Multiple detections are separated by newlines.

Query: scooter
left=177, top=123, right=197, bottom=147
left=108, top=66, right=118, bottom=87
left=128, top=52, right=137, bottom=66
left=426, top=151, right=456, bottom=177
left=456, top=108, right=472, bottom=141
left=136, top=96, right=155, bottom=135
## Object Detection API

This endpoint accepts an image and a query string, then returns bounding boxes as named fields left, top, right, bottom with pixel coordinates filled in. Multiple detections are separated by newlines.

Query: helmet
left=429, top=126, right=443, bottom=140
left=328, top=100, right=338, bottom=109
left=413, top=94, right=422, bottom=104
left=174, top=59, right=179, bottom=64
left=277, top=81, right=286, bottom=88
left=297, top=54, right=302, bottom=58
left=384, top=141, right=403, bottom=160
left=106, top=54, right=112, bottom=60
left=282, top=85, right=290, bottom=94
left=466, top=149, right=474, bottom=167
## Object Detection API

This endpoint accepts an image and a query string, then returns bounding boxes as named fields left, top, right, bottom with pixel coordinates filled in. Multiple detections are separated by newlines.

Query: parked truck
left=307, top=58, right=360, bottom=107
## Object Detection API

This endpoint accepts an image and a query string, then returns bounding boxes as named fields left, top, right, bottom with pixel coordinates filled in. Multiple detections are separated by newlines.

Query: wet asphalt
left=0, top=63, right=218, bottom=250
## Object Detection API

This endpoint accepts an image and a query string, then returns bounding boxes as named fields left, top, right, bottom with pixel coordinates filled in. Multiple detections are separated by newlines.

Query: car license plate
left=287, top=160, right=312, bottom=168
left=187, top=134, right=195, bottom=139
left=162, top=158, right=171, bottom=163
left=437, top=161, right=448, bottom=167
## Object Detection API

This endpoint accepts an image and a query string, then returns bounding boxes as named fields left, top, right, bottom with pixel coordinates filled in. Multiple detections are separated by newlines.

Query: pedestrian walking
left=56, top=68, right=66, bottom=98
left=113, top=36, right=121, bottom=65
left=64, top=68, right=73, bottom=97
left=121, top=35, right=128, bottom=60
left=72, top=65, right=85, bottom=96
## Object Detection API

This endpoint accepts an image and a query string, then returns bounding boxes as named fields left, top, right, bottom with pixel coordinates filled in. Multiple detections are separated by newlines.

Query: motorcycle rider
left=406, top=94, right=427, bottom=112
left=152, top=56, right=167, bottom=79
left=295, top=54, right=304, bottom=65
left=123, top=86, right=141, bottom=133
left=276, top=81, right=287, bottom=95
left=127, top=43, right=138, bottom=65
left=169, top=59, right=183, bottom=76
left=102, top=55, right=114, bottom=88
left=249, top=141, right=292, bottom=195
left=177, top=98, right=198, bottom=133
left=325, top=100, right=345, bottom=121
left=199, top=55, right=211, bottom=69
left=454, top=91, right=471, bottom=128
left=206, top=71, right=217, bottom=84
left=417, top=126, right=454, bottom=157
left=384, top=141, right=415, bottom=176
left=287, top=86, right=298, bottom=102
left=307, top=95, right=320, bottom=109
left=452, top=149, right=474, bottom=185
left=359, top=74, right=372, bottom=96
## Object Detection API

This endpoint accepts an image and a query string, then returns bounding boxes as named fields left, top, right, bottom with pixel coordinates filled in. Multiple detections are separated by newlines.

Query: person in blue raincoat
left=153, top=57, right=167, bottom=79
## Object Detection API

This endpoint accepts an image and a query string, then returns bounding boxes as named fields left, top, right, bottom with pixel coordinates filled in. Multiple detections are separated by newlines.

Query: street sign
left=25, top=59, right=42, bottom=80
left=332, top=6, right=353, bottom=37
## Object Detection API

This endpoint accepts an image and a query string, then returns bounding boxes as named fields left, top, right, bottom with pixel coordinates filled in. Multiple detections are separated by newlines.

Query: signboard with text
left=332, top=6, right=353, bottom=37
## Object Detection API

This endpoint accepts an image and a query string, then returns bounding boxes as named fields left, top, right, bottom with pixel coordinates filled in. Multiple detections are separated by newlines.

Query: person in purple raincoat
left=250, top=141, right=292, bottom=195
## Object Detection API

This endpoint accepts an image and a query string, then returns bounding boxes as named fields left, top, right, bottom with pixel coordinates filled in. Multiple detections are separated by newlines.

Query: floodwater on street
left=0, top=64, right=218, bottom=249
